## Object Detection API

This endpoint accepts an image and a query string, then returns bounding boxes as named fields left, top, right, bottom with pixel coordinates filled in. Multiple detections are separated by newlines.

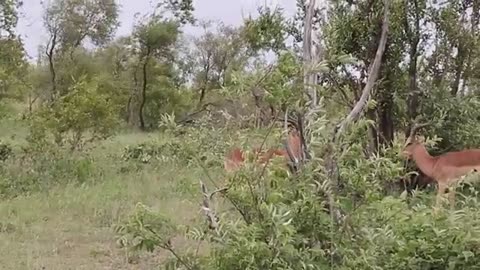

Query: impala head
left=402, top=135, right=423, bottom=159
left=402, top=119, right=431, bottom=159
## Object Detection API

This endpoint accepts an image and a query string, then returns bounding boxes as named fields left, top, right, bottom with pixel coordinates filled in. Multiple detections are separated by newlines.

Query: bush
left=0, top=141, right=13, bottom=161
left=419, top=88, right=480, bottom=154
left=115, top=116, right=480, bottom=269
left=27, top=76, right=119, bottom=151
left=123, top=122, right=228, bottom=168
left=0, top=147, right=97, bottom=198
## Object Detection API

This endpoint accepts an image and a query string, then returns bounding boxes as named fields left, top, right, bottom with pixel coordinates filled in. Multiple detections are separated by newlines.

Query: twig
left=194, top=157, right=250, bottom=224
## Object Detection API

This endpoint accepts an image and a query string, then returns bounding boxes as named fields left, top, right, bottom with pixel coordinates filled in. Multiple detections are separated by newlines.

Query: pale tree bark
left=303, top=0, right=320, bottom=108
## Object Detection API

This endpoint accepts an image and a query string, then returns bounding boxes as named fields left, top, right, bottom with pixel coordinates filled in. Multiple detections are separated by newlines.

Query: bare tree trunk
left=198, top=56, right=211, bottom=107
left=139, top=51, right=151, bottom=130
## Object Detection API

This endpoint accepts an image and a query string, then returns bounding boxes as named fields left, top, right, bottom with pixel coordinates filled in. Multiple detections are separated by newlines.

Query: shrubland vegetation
left=1, top=0, right=480, bottom=268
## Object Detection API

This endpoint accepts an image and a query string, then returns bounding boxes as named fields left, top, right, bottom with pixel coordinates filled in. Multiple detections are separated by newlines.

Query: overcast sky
left=16, top=0, right=296, bottom=61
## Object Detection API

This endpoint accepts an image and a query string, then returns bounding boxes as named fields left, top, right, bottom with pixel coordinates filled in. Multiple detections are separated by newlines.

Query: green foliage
left=28, top=77, right=119, bottom=150
left=0, top=38, right=28, bottom=99
left=0, top=147, right=96, bottom=198
left=0, top=141, right=12, bottom=161
left=4, top=0, right=480, bottom=268
left=156, top=0, right=195, bottom=25
left=244, top=6, right=288, bottom=54
left=135, top=19, right=179, bottom=53
left=44, top=0, right=119, bottom=48
left=143, top=67, right=193, bottom=124
left=192, top=22, right=250, bottom=95
left=115, top=202, right=177, bottom=252
left=0, top=0, right=21, bottom=36
left=419, top=92, right=480, bottom=154
left=339, top=197, right=480, bottom=269
left=122, top=122, right=227, bottom=168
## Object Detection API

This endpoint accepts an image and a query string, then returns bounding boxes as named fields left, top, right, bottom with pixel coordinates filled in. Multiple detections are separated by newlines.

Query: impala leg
left=448, top=182, right=457, bottom=210
left=435, top=182, right=447, bottom=210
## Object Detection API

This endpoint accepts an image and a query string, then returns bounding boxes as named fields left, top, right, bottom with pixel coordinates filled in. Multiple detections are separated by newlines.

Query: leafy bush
left=115, top=115, right=480, bottom=269
left=339, top=197, right=480, bottom=269
left=27, top=76, right=119, bottom=151
left=420, top=92, right=480, bottom=154
left=123, top=121, right=228, bottom=168
left=0, top=141, right=13, bottom=161
left=0, top=147, right=97, bottom=198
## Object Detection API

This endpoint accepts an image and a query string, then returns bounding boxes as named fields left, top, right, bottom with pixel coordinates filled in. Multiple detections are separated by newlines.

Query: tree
left=155, top=0, right=195, bottom=25
left=131, top=17, right=179, bottom=130
left=0, top=0, right=21, bottom=37
left=191, top=22, right=250, bottom=105
left=42, top=0, right=119, bottom=101
left=0, top=0, right=27, bottom=102
left=0, top=38, right=28, bottom=100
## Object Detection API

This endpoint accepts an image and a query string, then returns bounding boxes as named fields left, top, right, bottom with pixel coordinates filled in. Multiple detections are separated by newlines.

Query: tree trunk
left=127, top=64, right=141, bottom=127
left=377, top=74, right=394, bottom=146
left=451, top=43, right=465, bottom=96
left=334, top=0, right=390, bottom=138
left=46, top=30, right=58, bottom=103
left=139, top=52, right=150, bottom=130
left=303, top=0, right=319, bottom=107
left=404, top=0, right=421, bottom=136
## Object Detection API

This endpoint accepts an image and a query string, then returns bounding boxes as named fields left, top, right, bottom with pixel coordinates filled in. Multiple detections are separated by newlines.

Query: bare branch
left=199, top=180, right=219, bottom=230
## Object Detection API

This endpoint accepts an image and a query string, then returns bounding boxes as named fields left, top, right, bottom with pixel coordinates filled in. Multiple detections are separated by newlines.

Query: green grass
left=0, top=125, right=219, bottom=269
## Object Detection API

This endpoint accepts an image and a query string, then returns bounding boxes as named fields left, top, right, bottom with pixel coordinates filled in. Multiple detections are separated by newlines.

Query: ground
left=0, top=106, right=217, bottom=269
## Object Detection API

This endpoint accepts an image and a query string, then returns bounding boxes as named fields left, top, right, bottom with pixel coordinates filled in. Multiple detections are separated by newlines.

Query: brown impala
left=402, top=121, right=480, bottom=208
left=224, top=110, right=310, bottom=173
left=224, top=127, right=307, bottom=174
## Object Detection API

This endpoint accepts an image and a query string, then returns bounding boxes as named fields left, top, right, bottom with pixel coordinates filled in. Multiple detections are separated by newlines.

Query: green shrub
left=0, top=147, right=97, bottom=198
left=27, top=76, right=119, bottom=151
left=0, top=141, right=13, bottom=161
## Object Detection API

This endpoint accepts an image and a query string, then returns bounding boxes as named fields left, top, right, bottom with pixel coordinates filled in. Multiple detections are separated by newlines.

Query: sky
left=16, top=0, right=296, bottom=61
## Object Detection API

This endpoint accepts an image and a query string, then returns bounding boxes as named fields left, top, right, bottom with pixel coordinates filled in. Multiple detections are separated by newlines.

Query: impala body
left=402, top=137, right=480, bottom=208
left=224, top=129, right=304, bottom=173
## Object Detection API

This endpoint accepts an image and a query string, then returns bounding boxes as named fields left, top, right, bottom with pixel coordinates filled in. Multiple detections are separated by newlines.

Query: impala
left=224, top=113, right=309, bottom=172
left=402, top=122, right=480, bottom=208
left=224, top=125, right=307, bottom=174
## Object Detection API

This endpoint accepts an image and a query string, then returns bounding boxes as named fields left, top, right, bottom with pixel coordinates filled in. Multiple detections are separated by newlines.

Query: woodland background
left=1, top=0, right=480, bottom=269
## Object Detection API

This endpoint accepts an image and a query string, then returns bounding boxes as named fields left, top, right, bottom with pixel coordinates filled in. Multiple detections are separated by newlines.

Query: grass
left=0, top=118, right=220, bottom=269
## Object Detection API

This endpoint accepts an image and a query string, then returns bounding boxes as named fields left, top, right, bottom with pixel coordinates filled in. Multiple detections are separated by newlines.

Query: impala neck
left=411, top=144, right=436, bottom=178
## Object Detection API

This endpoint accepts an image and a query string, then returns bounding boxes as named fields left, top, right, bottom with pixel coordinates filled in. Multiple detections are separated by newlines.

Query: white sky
left=16, top=0, right=296, bottom=60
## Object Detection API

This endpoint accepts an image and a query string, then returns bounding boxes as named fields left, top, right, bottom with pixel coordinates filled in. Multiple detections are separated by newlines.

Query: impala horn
left=406, top=117, right=431, bottom=146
